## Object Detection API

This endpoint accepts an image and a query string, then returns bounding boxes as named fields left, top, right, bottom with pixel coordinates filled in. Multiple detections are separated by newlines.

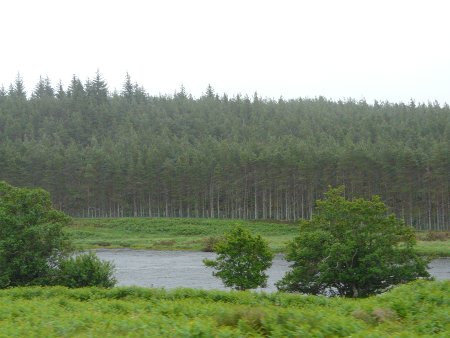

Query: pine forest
left=0, top=73, right=449, bottom=230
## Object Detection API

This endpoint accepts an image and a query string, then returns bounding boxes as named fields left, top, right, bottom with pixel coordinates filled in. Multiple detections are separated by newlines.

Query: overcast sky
left=1, top=0, right=449, bottom=103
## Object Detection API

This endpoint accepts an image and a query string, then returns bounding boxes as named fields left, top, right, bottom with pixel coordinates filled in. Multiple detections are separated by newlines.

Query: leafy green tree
left=203, top=225, right=273, bottom=290
left=0, top=181, right=116, bottom=288
left=276, top=186, right=430, bottom=297
left=0, top=181, right=71, bottom=287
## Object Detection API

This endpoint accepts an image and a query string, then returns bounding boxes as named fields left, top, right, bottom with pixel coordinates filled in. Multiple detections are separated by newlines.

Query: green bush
left=424, top=231, right=449, bottom=241
left=203, top=225, right=273, bottom=290
left=201, top=236, right=222, bottom=252
left=54, top=252, right=116, bottom=288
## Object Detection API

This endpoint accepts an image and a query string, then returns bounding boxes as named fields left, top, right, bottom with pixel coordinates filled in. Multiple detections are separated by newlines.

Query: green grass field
left=0, top=280, right=448, bottom=337
left=66, top=217, right=450, bottom=256
left=66, top=218, right=299, bottom=253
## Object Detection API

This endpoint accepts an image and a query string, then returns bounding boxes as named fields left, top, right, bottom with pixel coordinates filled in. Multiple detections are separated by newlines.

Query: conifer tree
left=122, top=72, right=134, bottom=101
left=10, top=73, right=26, bottom=98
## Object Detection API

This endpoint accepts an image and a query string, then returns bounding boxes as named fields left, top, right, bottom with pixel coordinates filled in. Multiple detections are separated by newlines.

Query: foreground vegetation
left=67, top=217, right=450, bottom=256
left=0, top=281, right=447, bottom=337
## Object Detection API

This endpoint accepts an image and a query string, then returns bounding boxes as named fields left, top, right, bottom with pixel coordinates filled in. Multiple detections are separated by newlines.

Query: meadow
left=0, top=280, right=448, bottom=337
left=67, top=218, right=298, bottom=252
left=66, top=217, right=450, bottom=256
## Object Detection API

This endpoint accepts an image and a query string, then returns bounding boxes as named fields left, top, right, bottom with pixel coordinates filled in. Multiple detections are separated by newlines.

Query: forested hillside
left=0, top=73, right=449, bottom=229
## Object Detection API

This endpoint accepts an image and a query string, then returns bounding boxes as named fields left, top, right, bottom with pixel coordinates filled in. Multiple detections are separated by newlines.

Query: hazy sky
left=2, top=0, right=449, bottom=103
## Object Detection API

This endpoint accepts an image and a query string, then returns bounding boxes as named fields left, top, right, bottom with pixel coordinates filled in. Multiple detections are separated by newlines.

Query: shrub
left=55, top=252, right=116, bottom=288
left=371, top=308, right=398, bottom=323
left=154, top=239, right=176, bottom=247
left=424, top=231, right=449, bottom=241
left=201, top=236, right=221, bottom=252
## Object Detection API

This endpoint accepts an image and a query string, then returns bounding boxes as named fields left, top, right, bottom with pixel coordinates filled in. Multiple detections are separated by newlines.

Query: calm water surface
left=95, top=249, right=450, bottom=292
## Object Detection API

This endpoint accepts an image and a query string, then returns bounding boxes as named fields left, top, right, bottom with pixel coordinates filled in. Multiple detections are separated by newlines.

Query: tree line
left=0, top=72, right=449, bottom=230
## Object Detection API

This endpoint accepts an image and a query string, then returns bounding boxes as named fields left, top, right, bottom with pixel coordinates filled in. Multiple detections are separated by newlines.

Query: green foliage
left=276, top=186, right=430, bottom=297
left=0, top=281, right=447, bottom=337
left=0, top=181, right=71, bottom=287
left=1, top=73, right=449, bottom=230
left=203, top=225, right=273, bottom=290
left=54, top=252, right=116, bottom=288
left=0, top=181, right=115, bottom=289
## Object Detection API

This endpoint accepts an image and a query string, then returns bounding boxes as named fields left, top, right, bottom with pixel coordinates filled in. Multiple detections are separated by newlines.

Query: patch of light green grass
left=66, top=217, right=449, bottom=256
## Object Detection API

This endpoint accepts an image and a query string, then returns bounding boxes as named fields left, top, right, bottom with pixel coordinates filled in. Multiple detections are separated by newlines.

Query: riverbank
left=66, top=217, right=450, bottom=257
left=0, top=281, right=448, bottom=337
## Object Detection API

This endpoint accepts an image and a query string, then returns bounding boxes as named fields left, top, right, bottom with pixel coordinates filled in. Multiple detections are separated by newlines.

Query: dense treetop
left=0, top=73, right=449, bottom=229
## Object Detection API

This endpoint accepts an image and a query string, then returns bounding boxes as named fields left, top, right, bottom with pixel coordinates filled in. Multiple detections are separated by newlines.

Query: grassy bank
left=0, top=281, right=448, bottom=337
left=66, top=217, right=450, bottom=256
left=67, top=218, right=298, bottom=253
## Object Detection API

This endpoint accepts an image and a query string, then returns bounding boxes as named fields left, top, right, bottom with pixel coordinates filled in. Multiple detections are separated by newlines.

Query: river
left=95, top=249, right=450, bottom=292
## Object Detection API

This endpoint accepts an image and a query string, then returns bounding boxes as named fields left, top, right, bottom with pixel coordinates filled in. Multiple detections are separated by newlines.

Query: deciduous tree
left=0, top=181, right=116, bottom=288
left=204, top=225, right=273, bottom=290
left=276, top=186, right=430, bottom=297
left=0, top=181, right=71, bottom=287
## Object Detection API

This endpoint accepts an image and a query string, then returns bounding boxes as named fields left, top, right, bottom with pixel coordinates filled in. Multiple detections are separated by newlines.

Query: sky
left=1, top=0, right=450, bottom=104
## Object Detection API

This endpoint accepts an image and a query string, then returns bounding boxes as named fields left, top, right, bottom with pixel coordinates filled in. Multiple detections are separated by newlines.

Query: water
left=95, top=249, right=450, bottom=291
left=429, top=259, right=450, bottom=280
